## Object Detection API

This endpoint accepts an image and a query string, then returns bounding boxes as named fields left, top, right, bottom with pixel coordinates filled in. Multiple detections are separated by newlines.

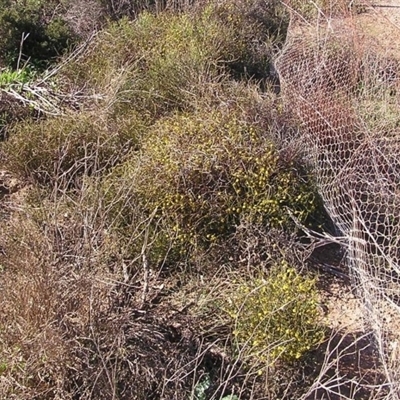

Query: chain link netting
left=275, top=4, right=400, bottom=398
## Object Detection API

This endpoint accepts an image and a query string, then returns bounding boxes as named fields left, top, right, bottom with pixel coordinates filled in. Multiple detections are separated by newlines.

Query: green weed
left=0, top=67, right=35, bottom=88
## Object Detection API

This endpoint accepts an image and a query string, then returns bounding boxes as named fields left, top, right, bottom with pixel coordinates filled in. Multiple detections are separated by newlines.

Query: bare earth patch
left=358, top=0, right=400, bottom=58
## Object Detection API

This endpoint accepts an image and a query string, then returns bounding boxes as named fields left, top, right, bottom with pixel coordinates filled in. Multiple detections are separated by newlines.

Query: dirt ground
left=358, top=0, right=400, bottom=57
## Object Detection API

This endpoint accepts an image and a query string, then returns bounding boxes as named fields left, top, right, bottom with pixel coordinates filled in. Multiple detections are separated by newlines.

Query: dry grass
left=2, top=108, right=145, bottom=187
left=0, top=185, right=321, bottom=399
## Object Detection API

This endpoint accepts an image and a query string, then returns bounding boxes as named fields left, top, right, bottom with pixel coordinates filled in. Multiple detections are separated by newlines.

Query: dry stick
left=279, top=0, right=313, bottom=27
left=286, top=207, right=348, bottom=247
left=0, top=32, right=99, bottom=117
left=300, top=330, right=373, bottom=400
left=3, top=87, right=60, bottom=115
left=16, top=32, right=30, bottom=71
left=38, top=31, right=98, bottom=84
left=88, top=285, right=119, bottom=400
left=139, top=207, right=158, bottom=309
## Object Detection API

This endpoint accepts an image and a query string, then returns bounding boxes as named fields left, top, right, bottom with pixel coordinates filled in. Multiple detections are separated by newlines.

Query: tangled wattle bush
left=229, top=262, right=324, bottom=365
left=103, top=108, right=320, bottom=267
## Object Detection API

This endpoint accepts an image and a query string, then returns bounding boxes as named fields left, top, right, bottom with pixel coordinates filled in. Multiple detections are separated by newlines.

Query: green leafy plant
left=193, top=374, right=211, bottom=400
left=0, top=67, right=35, bottom=88
left=192, top=374, right=239, bottom=400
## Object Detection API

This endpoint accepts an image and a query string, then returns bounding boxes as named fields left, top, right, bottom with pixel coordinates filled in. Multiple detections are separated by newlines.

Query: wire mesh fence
left=276, top=2, right=400, bottom=398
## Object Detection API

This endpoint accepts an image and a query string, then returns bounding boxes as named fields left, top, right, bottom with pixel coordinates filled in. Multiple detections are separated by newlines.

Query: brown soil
left=358, top=0, right=400, bottom=58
